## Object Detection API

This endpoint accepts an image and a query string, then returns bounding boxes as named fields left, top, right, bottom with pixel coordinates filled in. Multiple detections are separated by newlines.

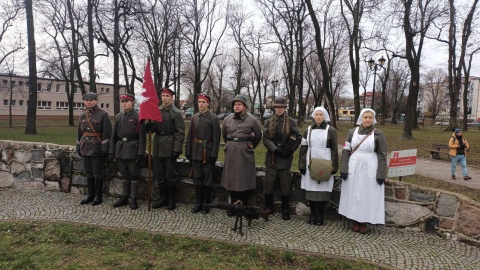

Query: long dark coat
left=76, top=105, right=112, bottom=157
left=221, top=112, right=262, bottom=191
left=109, top=109, right=146, bottom=160
left=151, top=103, right=185, bottom=157
left=185, top=110, right=221, bottom=161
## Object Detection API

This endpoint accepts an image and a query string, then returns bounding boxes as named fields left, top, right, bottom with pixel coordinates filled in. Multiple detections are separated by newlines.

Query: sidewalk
left=0, top=189, right=479, bottom=269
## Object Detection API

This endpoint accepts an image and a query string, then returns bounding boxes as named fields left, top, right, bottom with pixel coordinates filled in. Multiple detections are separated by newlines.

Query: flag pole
left=147, top=120, right=153, bottom=211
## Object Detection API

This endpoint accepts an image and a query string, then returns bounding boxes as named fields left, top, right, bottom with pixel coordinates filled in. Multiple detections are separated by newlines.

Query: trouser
left=153, top=156, right=177, bottom=201
left=451, top=155, right=468, bottom=176
left=264, top=166, right=291, bottom=196
left=191, top=160, right=215, bottom=187
left=117, top=159, right=140, bottom=198
left=84, top=156, right=104, bottom=199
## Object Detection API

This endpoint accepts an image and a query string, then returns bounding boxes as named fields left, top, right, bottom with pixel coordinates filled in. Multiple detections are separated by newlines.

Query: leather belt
left=226, top=137, right=250, bottom=142
left=193, top=138, right=213, bottom=163
left=193, top=138, right=213, bottom=144
left=122, top=138, right=136, bottom=142
left=83, top=132, right=102, bottom=137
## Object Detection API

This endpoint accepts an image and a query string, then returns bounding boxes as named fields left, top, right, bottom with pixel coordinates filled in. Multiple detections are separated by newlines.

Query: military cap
left=232, top=94, right=248, bottom=108
left=273, top=97, right=287, bottom=108
left=120, top=93, right=135, bottom=101
left=82, top=92, right=97, bottom=100
left=161, top=88, right=175, bottom=96
left=197, top=92, right=211, bottom=103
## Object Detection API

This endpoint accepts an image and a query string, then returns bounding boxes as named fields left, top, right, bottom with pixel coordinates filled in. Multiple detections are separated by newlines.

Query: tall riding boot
left=264, top=193, right=274, bottom=214
left=152, top=181, right=168, bottom=209
left=191, top=186, right=203, bottom=213
left=129, top=181, right=139, bottom=210
left=202, top=186, right=212, bottom=214
left=91, top=178, right=103, bottom=205
left=317, top=201, right=327, bottom=226
left=167, top=184, right=176, bottom=210
left=281, top=195, right=291, bottom=220
left=308, top=201, right=317, bottom=225
left=80, top=177, right=95, bottom=205
left=113, top=180, right=129, bottom=207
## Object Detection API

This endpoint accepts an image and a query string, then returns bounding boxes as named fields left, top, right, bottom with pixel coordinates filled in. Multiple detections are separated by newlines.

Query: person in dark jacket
left=145, top=88, right=185, bottom=210
left=76, top=92, right=112, bottom=206
left=262, top=97, right=302, bottom=220
left=221, top=95, right=262, bottom=214
left=185, top=93, right=221, bottom=214
left=109, top=93, right=146, bottom=209
left=298, top=107, right=338, bottom=225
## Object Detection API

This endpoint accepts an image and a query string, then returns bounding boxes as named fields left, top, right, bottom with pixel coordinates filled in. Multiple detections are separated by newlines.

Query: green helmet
left=232, top=94, right=248, bottom=108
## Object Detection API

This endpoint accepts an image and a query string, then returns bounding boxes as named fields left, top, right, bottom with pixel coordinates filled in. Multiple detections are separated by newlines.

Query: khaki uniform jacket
left=340, top=125, right=387, bottom=179
left=298, top=121, right=338, bottom=173
left=263, top=113, right=302, bottom=170
left=152, top=103, right=185, bottom=158
left=109, top=109, right=146, bottom=160
left=185, top=110, right=221, bottom=162
left=76, top=105, right=112, bottom=157
left=448, top=133, right=470, bottom=157
left=221, top=112, right=262, bottom=191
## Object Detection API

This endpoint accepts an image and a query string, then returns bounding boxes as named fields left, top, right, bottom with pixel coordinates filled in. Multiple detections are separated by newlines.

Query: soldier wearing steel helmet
left=221, top=95, right=262, bottom=213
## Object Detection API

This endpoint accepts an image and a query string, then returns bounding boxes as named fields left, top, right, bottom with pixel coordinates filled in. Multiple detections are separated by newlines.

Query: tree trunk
left=25, top=0, right=37, bottom=135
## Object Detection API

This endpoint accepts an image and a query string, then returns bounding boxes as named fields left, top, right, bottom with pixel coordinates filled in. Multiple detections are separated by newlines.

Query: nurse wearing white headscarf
left=338, top=108, right=387, bottom=234
left=298, top=106, right=338, bottom=226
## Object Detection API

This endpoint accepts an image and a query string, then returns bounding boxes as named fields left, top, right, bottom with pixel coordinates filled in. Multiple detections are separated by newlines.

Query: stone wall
left=1, top=140, right=479, bottom=245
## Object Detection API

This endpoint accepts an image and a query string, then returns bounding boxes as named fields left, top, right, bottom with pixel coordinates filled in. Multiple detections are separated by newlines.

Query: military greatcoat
left=109, top=109, right=146, bottom=160
left=76, top=105, right=112, bottom=157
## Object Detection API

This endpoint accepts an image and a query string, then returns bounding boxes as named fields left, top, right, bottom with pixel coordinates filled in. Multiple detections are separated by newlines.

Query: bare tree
left=25, top=0, right=37, bottom=134
left=421, top=68, right=449, bottom=122
left=0, top=0, right=22, bottom=67
left=386, top=60, right=409, bottom=124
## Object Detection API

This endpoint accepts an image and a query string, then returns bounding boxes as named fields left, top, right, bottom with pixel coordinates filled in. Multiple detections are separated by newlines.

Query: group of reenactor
left=76, top=90, right=302, bottom=221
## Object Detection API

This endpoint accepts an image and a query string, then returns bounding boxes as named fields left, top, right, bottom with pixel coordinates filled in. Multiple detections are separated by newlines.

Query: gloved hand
left=209, top=156, right=217, bottom=164
left=186, top=155, right=192, bottom=162
left=299, top=169, right=306, bottom=175
left=340, top=173, right=348, bottom=181
left=459, top=144, right=466, bottom=149
left=282, top=149, right=293, bottom=157
left=136, top=155, right=144, bottom=163
left=145, top=123, right=154, bottom=133
left=106, top=154, right=114, bottom=162
left=376, top=178, right=385, bottom=185
left=172, top=152, right=180, bottom=159
left=274, top=147, right=284, bottom=156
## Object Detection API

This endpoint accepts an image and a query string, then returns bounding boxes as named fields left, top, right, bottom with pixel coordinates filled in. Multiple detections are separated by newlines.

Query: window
left=2, top=80, right=7, bottom=87
left=100, top=87, right=105, bottom=93
left=11, top=81, right=15, bottom=87
left=11, top=100, right=16, bottom=106
left=105, top=103, right=109, bottom=109
left=19, top=81, right=23, bottom=88
left=37, top=101, right=52, bottom=109
left=19, top=100, right=24, bottom=106
left=73, top=102, right=84, bottom=110
left=56, top=84, right=61, bottom=92
left=37, top=83, right=42, bottom=92
left=105, top=88, right=110, bottom=93
left=46, top=84, right=51, bottom=92
left=100, top=103, right=104, bottom=108
left=3, top=99, right=8, bottom=106
left=56, top=101, right=69, bottom=110
left=26, top=81, right=29, bottom=88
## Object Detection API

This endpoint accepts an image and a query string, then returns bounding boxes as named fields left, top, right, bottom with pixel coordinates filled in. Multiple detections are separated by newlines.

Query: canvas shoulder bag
left=307, top=126, right=333, bottom=183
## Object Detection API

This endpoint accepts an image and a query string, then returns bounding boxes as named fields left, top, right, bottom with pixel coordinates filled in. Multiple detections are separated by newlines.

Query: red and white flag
left=138, top=58, right=162, bottom=127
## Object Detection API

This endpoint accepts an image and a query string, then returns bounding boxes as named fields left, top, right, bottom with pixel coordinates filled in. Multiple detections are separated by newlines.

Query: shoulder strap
left=85, top=110, right=96, bottom=133
left=349, top=128, right=375, bottom=156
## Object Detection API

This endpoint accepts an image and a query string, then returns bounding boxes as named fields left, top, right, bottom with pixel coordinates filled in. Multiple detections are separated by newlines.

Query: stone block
left=51, top=149, right=67, bottom=159
left=16, top=171, right=32, bottom=181
left=14, top=151, right=32, bottom=163
left=60, top=177, right=70, bottom=192
left=70, top=186, right=82, bottom=195
left=11, top=161, right=26, bottom=174
left=439, top=218, right=454, bottom=230
left=457, top=204, right=480, bottom=237
left=410, top=189, right=436, bottom=202
left=109, top=177, right=122, bottom=196
left=385, top=186, right=394, bottom=198
left=72, top=174, right=87, bottom=186
left=0, top=171, right=14, bottom=188
left=61, top=157, right=72, bottom=176
left=395, top=187, right=407, bottom=200
left=32, top=168, right=44, bottom=181
left=31, top=149, right=44, bottom=161
left=15, top=181, right=45, bottom=191
left=33, top=162, right=44, bottom=169
left=45, top=180, right=61, bottom=191
left=295, top=202, right=309, bottom=216
left=436, top=194, right=458, bottom=218
left=177, top=161, right=191, bottom=177
left=386, top=201, right=432, bottom=226
left=72, top=160, right=84, bottom=172
left=45, top=159, right=61, bottom=181
left=0, top=161, right=10, bottom=172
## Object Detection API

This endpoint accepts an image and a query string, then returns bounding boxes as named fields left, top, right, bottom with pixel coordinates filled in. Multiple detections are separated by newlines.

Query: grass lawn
left=0, top=221, right=382, bottom=270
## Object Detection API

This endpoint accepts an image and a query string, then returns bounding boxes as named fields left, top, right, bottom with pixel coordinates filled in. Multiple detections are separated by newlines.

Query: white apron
left=300, top=126, right=334, bottom=192
left=338, top=127, right=385, bottom=224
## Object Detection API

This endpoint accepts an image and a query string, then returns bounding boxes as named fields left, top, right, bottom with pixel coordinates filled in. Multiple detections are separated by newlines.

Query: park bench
left=424, top=143, right=450, bottom=159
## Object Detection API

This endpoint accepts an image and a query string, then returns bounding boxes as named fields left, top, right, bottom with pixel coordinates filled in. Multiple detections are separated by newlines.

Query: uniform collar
left=160, top=103, right=173, bottom=110
left=123, top=108, right=134, bottom=115
left=360, top=124, right=375, bottom=133
left=234, top=110, right=248, bottom=120
left=199, top=109, right=210, bottom=117
left=273, top=113, right=285, bottom=121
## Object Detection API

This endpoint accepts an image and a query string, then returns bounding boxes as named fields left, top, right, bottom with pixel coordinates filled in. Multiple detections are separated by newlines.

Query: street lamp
left=271, top=79, right=279, bottom=107
left=367, top=56, right=386, bottom=110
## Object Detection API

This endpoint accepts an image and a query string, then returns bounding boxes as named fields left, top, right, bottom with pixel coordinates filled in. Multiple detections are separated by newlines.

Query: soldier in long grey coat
left=109, top=93, right=146, bottom=210
left=76, top=92, right=112, bottom=206
left=185, top=93, right=221, bottom=214
left=262, top=97, right=302, bottom=220
left=221, top=95, right=262, bottom=213
left=146, top=88, right=185, bottom=210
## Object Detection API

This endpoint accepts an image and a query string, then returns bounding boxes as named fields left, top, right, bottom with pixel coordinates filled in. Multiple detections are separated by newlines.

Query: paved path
left=1, top=189, right=479, bottom=270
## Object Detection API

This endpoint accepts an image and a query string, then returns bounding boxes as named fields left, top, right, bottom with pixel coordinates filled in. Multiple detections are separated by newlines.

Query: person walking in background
left=262, top=97, right=302, bottom=220
left=109, top=93, right=146, bottom=210
left=298, top=107, right=338, bottom=226
left=339, top=108, right=387, bottom=234
left=146, top=88, right=185, bottom=210
left=221, top=94, right=262, bottom=214
left=185, top=93, right=221, bottom=214
left=449, top=128, right=471, bottom=180
left=77, top=92, right=112, bottom=206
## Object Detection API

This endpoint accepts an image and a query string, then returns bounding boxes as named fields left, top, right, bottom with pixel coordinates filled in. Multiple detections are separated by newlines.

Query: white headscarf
left=311, top=106, right=331, bottom=122
left=356, top=108, right=377, bottom=125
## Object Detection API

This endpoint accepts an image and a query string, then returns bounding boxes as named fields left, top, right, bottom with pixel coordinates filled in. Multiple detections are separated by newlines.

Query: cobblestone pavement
left=1, top=189, right=480, bottom=270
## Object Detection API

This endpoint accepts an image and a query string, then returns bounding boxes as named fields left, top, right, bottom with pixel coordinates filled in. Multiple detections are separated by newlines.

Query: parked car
left=263, top=112, right=273, bottom=120
left=217, top=112, right=232, bottom=120
left=435, top=121, right=449, bottom=126
left=185, top=108, right=194, bottom=119
left=467, top=121, right=480, bottom=128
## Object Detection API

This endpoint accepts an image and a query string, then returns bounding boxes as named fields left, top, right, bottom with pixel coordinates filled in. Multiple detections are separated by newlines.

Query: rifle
left=204, top=199, right=272, bottom=236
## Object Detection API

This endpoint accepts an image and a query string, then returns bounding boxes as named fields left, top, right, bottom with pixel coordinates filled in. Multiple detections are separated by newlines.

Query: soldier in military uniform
left=185, top=93, right=221, bottom=214
left=145, top=88, right=185, bottom=210
left=109, top=93, right=146, bottom=210
left=76, top=92, right=112, bottom=206
left=262, top=97, right=302, bottom=220
left=221, top=95, right=262, bottom=212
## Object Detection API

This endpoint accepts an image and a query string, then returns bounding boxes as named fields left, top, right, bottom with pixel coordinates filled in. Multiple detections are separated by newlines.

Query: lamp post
left=271, top=79, right=279, bottom=108
left=367, top=56, right=386, bottom=110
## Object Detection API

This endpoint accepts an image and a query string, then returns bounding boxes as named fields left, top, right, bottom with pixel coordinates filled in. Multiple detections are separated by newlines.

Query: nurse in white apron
left=298, top=107, right=338, bottom=226
left=339, top=108, right=388, bottom=234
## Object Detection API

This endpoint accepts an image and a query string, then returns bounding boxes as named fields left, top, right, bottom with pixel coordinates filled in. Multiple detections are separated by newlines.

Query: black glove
left=340, top=173, right=348, bottom=181
left=376, top=178, right=385, bottom=185
left=299, top=169, right=306, bottom=175
left=282, top=149, right=293, bottom=157
left=172, top=152, right=180, bottom=159
left=186, top=155, right=192, bottom=162
left=274, top=147, right=284, bottom=156
left=145, top=123, right=154, bottom=133
left=106, top=154, right=114, bottom=162
left=209, top=156, right=217, bottom=164
left=136, top=155, right=143, bottom=163
left=459, top=144, right=466, bottom=149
